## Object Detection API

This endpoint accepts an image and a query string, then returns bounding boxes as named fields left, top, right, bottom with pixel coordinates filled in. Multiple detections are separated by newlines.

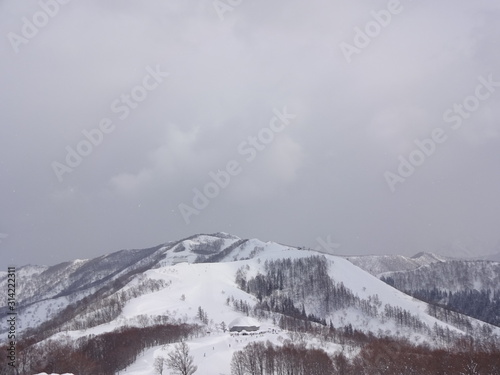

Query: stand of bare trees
left=229, top=337, right=500, bottom=375
left=0, top=323, right=199, bottom=375
left=231, top=341, right=334, bottom=375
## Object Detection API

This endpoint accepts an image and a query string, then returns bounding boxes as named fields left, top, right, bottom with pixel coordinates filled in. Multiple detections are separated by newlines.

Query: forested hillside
left=381, top=260, right=500, bottom=327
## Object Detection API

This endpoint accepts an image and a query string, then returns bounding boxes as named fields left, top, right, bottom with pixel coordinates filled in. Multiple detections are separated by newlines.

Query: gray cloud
left=1, top=0, right=500, bottom=269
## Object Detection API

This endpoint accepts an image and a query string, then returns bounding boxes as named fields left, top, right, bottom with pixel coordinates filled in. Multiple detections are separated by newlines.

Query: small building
left=228, top=317, right=260, bottom=333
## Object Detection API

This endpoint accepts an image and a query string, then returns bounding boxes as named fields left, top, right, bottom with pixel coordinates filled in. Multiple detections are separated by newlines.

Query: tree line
left=237, top=257, right=360, bottom=316
left=382, top=282, right=500, bottom=328
left=229, top=336, right=500, bottom=375
left=381, top=260, right=500, bottom=328
left=236, top=256, right=435, bottom=336
left=231, top=341, right=335, bottom=375
left=0, top=323, right=199, bottom=375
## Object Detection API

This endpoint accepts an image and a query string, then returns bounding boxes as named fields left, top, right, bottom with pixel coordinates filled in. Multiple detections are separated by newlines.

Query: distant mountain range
left=345, top=252, right=448, bottom=276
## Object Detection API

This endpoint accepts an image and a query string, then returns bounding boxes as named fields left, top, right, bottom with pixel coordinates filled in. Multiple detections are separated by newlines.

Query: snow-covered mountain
left=346, top=250, right=500, bottom=328
left=0, top=233, right=248, bottom=333
left=345, top=252, right=448, bottom=277
left=1, top=233, right=499, bottom=375
left=378, top=259, right=500, bottom=328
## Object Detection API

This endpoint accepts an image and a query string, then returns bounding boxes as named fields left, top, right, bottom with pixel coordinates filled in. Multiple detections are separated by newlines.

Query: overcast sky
left=1, top=0, right=500, bottom=269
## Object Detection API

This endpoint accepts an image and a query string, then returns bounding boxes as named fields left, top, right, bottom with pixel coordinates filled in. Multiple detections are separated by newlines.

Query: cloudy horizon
left=1, top=0, right=500, bottom=269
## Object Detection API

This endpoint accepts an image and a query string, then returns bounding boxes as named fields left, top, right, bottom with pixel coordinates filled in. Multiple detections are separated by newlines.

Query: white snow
left=6, top=236, right=500, bottom=374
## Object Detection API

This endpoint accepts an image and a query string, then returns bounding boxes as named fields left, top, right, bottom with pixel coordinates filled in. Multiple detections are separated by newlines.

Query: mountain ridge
left=1, top=233, right=500, bottom=374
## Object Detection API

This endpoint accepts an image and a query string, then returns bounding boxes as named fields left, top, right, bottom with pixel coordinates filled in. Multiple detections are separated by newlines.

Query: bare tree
left=230, top=351, right=247, bottom=375
left=154, top=356, right=165, bottom=375
left=166, top=341, right=197, bottom=375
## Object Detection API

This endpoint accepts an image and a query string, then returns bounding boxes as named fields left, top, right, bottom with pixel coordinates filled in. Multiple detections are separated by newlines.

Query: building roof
left=228, top=316, right=260, bottom=329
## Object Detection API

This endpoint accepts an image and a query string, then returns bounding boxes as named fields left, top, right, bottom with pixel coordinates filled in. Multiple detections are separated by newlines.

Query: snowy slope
left=97, top=246, right=500, bottom=374
left=43, top=243, right=499, bottom=346
left=0, top=233, right=251, bottom=336
left=4, top=234, right=500, bottom=374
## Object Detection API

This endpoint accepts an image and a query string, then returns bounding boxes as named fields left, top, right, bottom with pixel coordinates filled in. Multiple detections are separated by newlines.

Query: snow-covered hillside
left=2, top=233, right=500, bottom=374
left=42, top=245, right=492, bottom=344
left=0, top=233, right=249, bottom=334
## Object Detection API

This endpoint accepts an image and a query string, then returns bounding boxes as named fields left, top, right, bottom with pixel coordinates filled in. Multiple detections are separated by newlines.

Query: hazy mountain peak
left=410, top=252, right=447, bottom=262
